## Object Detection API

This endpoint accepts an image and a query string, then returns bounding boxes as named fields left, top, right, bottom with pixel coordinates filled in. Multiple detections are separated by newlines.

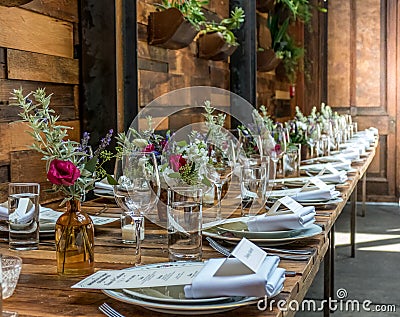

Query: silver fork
left=206, top=236, right=310, bottom=262
left=99, top=303, right=125, bottom=317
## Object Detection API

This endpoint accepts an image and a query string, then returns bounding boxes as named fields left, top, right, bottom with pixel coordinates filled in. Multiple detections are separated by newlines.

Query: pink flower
left=169, top=154, right=186, bottom=172
left=47, top=159, right=81, bottom=186
left=274, top=144, right=281, bottom=154
left=144, top=143, right=155, bottom=152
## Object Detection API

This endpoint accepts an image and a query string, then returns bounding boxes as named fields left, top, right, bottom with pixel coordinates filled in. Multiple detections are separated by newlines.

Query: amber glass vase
left=55, top=199, right=94, bottom=276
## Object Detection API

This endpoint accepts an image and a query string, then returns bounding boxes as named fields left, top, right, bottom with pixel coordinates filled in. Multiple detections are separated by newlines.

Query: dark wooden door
left=327, top=0, right=398, bottom=201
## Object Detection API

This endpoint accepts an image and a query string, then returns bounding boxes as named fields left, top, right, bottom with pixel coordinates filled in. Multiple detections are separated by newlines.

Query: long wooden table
left=1, top=139, right=377, bottom=317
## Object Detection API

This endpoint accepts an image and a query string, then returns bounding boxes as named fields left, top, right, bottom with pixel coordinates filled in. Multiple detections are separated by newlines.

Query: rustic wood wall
left=137, top=0, right=232, bottom=129
left=0, top=1, right=79, bottom=203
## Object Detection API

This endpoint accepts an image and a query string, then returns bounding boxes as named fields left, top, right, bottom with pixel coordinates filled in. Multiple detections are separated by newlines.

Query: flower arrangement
left=10, top=88, right=116, bottom=204
left=116, top=116, right=169, bottom=159
left=162, top=138, right=211, bottom=187
left=285, top=106, right=308, bottom=145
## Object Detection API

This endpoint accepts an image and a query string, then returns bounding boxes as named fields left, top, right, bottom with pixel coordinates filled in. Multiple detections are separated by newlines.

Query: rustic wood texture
left=327, top=1, right=351, bottom=105
left=7, top=49, right=79, bottom=84
left=1, top=141, right=378, bottom=316
left=328, top=0, right=397, bottom=201
left=22, top=0, right=79, bottom=22
left=0, top=6, right=74, bottom=58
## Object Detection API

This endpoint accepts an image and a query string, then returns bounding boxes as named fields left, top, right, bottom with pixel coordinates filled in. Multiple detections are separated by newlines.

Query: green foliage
left=199, top=7, right=245, bottom=45
left=158, top=0, right=209, bottom=29
left=9, top=88, right=116, bottom=204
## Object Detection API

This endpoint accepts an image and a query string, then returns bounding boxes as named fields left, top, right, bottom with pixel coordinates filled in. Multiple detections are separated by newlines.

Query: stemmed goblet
left=205, top=143, right=233, bottom=220
left=265, top=128, right=287, bottom=178
left=113, top=152, right=160, bottom=265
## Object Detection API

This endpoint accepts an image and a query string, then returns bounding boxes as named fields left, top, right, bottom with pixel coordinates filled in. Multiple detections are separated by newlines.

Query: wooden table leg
left=361, top=174, right=367, bottom=217
left=351, top=190, right=357, bottom=257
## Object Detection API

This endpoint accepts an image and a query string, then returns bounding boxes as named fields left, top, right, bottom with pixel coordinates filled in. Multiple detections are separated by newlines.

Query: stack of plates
left=103, top=262, right=268, bottom=315
left=203, top=218, right=322, bottom=246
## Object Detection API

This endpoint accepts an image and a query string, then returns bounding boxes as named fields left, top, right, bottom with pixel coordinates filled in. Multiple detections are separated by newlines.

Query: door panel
left=328, top=0, right=397, bottom=201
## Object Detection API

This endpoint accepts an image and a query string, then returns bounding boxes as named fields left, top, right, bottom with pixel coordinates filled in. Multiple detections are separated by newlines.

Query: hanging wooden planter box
left=197, top=32, right=237, bottom=61
left=0, top=0, right=32, bottom=6
left=257, top=49, right=282, bottom=72
left=148, top=7, right=198, bottom=50
left=256, top=0, right=275, bottom=13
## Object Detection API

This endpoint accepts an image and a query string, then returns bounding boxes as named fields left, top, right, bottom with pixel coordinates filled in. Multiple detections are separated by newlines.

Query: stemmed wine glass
left=306, top=123, right=321, bottom=158
left=265, top=128, right=287, bottom=178
left=205, top=142, right=233, bottom=220
left=113, top=152, right=160, bottom=265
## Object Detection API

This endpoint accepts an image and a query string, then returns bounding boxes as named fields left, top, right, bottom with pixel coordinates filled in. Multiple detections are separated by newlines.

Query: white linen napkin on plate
left=300, top=160, right=352, bottom=172
left=270, top=186, right=339, bottom=202
left=0, top=201, right=36, bottom=223
left=292, top=188, right=339, bottom=202
left=184, top=256, right=285, bottom=298
left=247, top=206, right=315, bottom=231
left=317, top=171, right=348, bottom=184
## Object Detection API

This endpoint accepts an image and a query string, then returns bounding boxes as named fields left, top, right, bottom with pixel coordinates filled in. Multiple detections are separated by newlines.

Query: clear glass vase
left=55, top=199, right=94, bottom=276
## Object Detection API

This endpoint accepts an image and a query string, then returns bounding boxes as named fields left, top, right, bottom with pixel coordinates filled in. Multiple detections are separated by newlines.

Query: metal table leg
left=351, top=190, right=357, bottom=257
left=361, top=174, right=366, bottom=217
left=330, top=225, right=335, bottom=300
left=324, top=231, right=331, bottom=317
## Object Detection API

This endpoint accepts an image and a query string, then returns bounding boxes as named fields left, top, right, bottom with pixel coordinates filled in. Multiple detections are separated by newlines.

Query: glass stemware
left=206, top=143, right=233, bottom=220
left=266, top=128, right=288, bottom=178
left=113, top=152, right=160, bottom=265
left=306, top=123, right=321, bottom=158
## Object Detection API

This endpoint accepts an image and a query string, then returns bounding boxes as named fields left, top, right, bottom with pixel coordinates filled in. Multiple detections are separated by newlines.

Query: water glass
left=283, top=145, right=301, bottom=177
left=240, top=164, right=267, bottom=217
left=167, top=187, right=202, bottom=262
left=8, top=183, right=40, bottom=250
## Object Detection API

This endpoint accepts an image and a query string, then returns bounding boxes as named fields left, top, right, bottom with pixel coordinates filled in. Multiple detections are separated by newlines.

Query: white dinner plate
left=203, top=223, right=323, bottom=246
left=217, top=221, right=305, bottom=239
left=104, top=289, right=259, bottom=315
left=123, top=285, right=230, bottom=304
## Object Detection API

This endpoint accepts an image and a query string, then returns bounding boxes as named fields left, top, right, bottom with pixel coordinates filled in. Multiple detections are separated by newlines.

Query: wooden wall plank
left=10, top=150, right=62, bottom=203
left=0, top=120, right=80, bottom=165
left=0, top=80, right=77, bottom=122
left=0, top=7, right=73, bottom=58
left=22, top=0, right=79, bottom=22
left=7, top=49, right=79, bottom=84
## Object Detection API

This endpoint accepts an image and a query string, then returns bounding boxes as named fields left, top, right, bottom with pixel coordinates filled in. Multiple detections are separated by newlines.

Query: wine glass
left=113, top=152, right=160, bottom=265
left=205, top=143, right=233, bottom=220
left=306, top=123, right=321, bottom=158
left=265, top=128, right=287, bottom=178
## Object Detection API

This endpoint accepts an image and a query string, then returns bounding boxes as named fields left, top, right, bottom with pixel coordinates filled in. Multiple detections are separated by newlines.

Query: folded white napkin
left=300, top=160, right=352, bottom=172
left=247, top=206, right=315, bottom=231
left=0, top=200, right=36, bottom=223
left=292, top=188, right=339, bottom=202
left=184, top=256, right=285, bottom=298
left=94, top=180, right=113, bottom=191
left=316, top=171, right=348, bottom=184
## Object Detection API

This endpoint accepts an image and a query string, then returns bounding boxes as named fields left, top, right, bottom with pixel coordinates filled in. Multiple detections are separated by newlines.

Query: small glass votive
left=120, top=211, right=144, bottom=244
left=167, top=187, right=202, bottom=262
left=283, top=145, right=301, bottom=178
left=240, top=163, right=267, bottom=217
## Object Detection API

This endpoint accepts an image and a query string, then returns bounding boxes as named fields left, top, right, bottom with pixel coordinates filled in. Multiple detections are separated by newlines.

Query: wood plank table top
left=1, top=139, right=378, bottom=317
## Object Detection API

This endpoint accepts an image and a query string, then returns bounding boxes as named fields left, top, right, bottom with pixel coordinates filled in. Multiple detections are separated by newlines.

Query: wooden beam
left=229, top=0, right=257, bottom=126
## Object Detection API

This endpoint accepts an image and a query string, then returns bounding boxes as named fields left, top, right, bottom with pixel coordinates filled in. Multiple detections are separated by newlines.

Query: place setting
left=73, top=238, right=286, bottom=315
